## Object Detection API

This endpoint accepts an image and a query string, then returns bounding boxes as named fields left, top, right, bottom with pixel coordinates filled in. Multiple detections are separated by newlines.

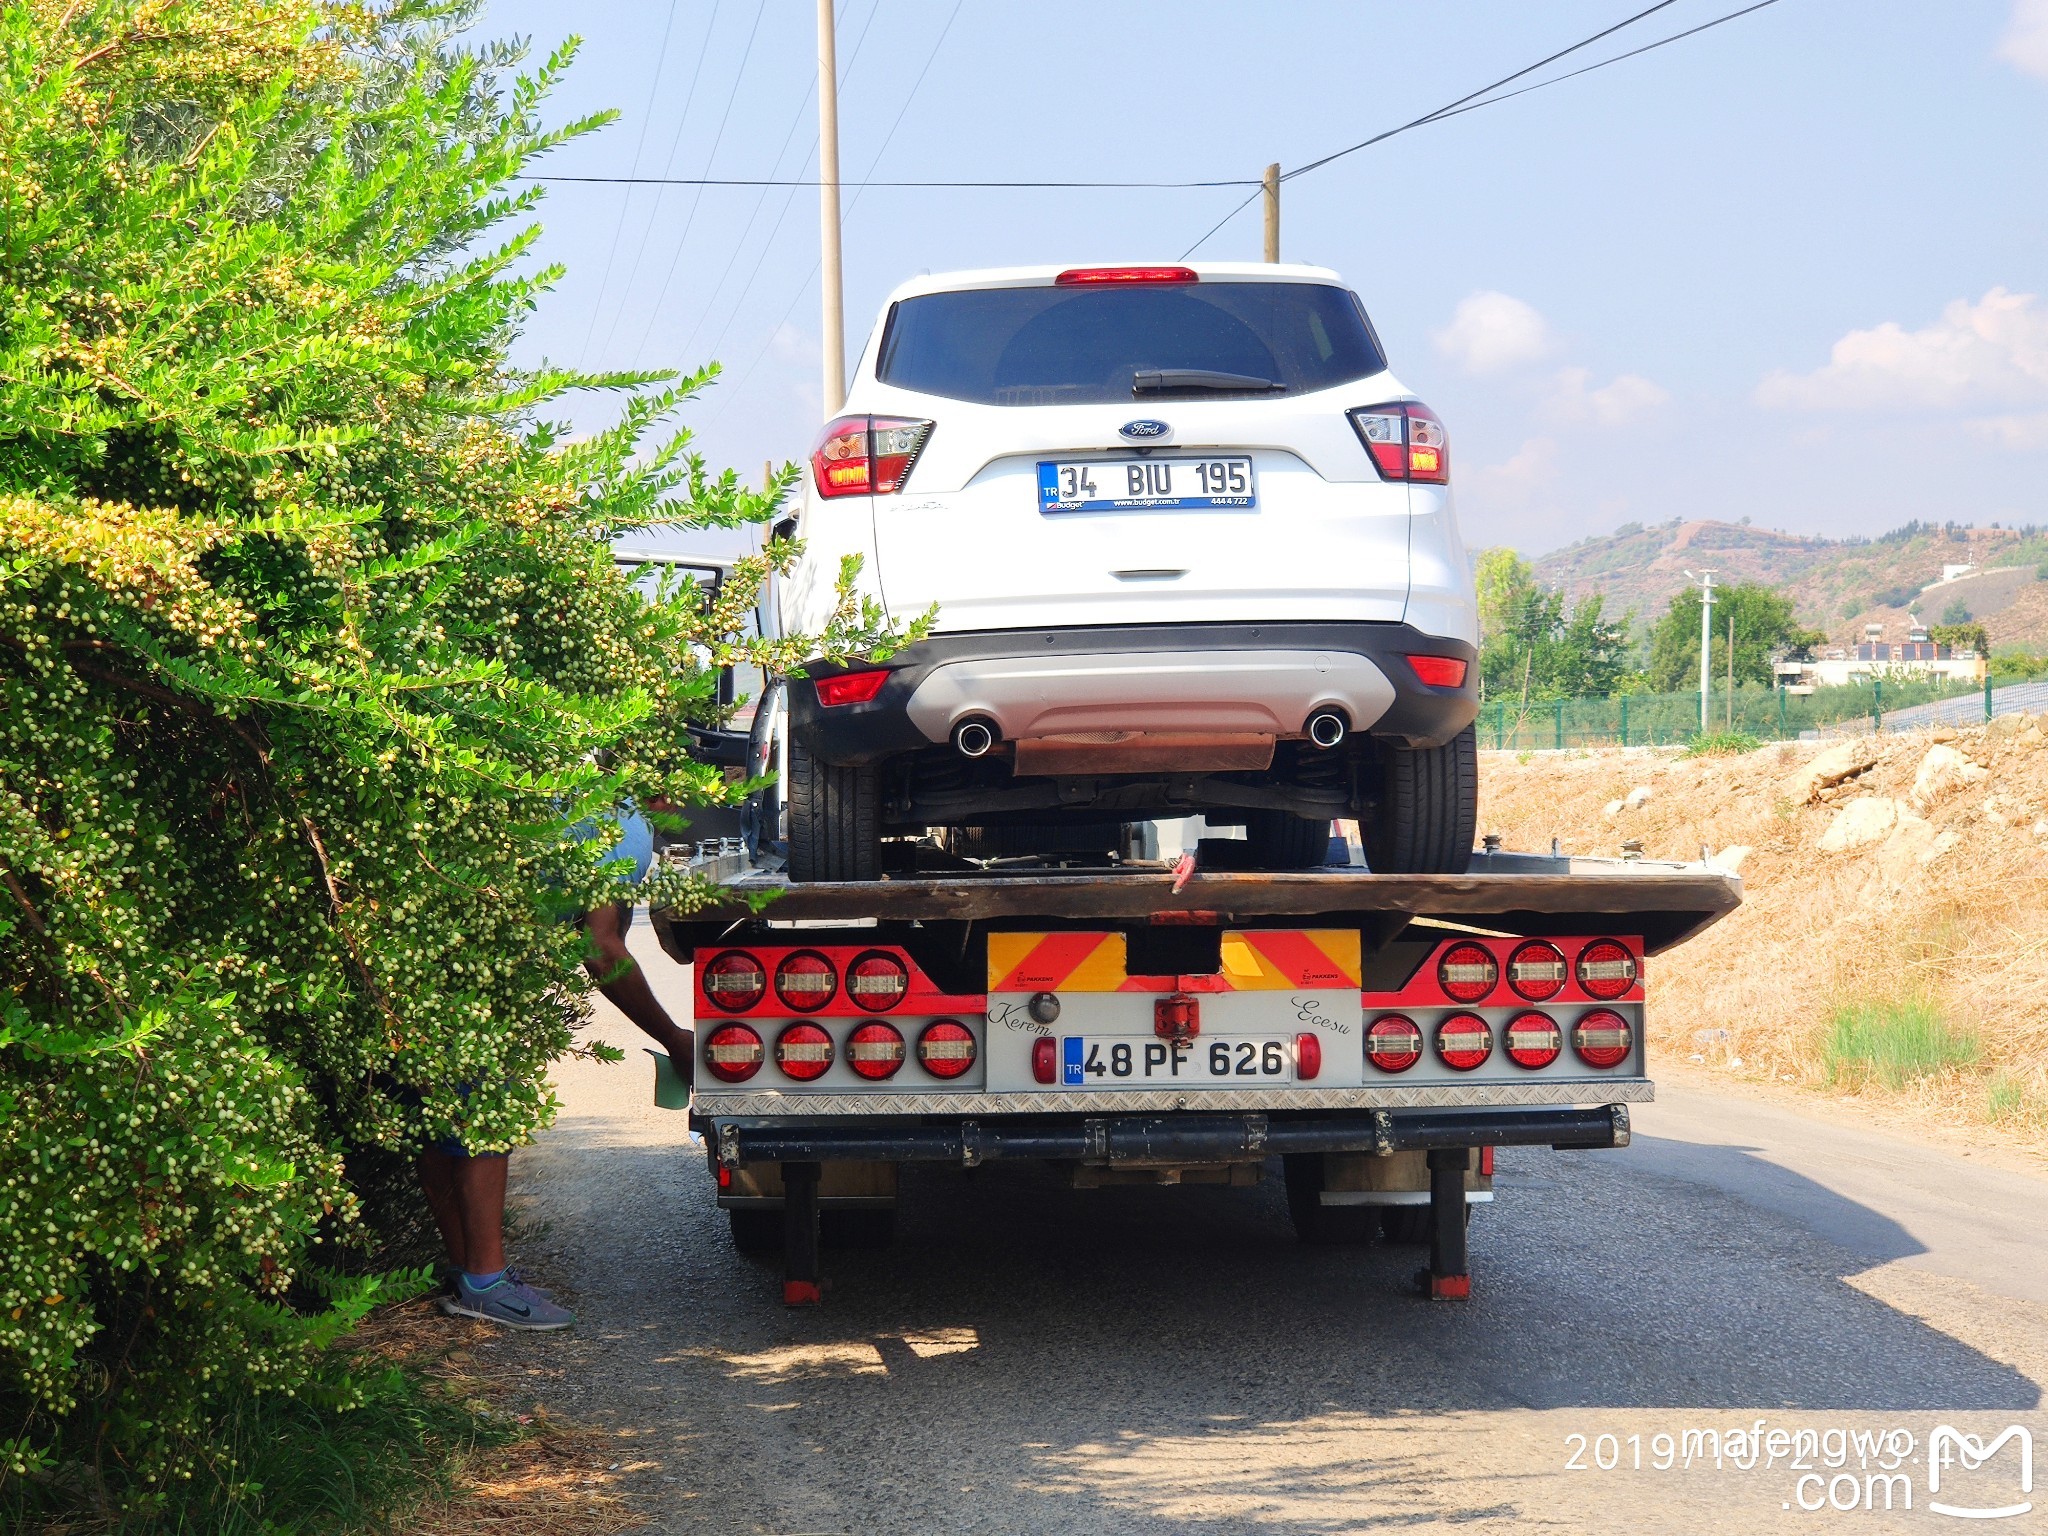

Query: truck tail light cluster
left=1366, top=1015, right=1424, bottom=1073
left=1575, top=941, right=1639, bottom=1000
left=1436, top=942, right=1497, bottom=1004
left=774, top=1023, right=835, bottom=1081
left=702, top=951, right=767, bottom=1011
left=847, top=1022, right=907, bottom=1080
left=1435, top=1014, right=1494, bottom=1072
left=703, top=1023, right=765, bottom=1083
left=1394, top=936, right=1642, bottom=1007
left=916, top=1021, right=977, bottom=1079
left=1504, top=1012, right=1563, bottom=1069
left=1572, top=1010, right=1634, bottom=1068
left=774, top=951, right=837, bottom=1012
left=1349, top=400, right=1449, bottom=484
left=811, top=415, right=934, bottom=498
left=1507, top=941, right=1568, bottom=1002
left=846, top=951, right=910, bottom=1011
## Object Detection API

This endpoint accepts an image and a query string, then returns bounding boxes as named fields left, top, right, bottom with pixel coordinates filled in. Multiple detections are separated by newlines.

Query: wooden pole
left=817, top=0, right=846, bottom=416
left=1262, top=163, right=1280, bottom=262
left=1727, top=609, right=1736, bottom=731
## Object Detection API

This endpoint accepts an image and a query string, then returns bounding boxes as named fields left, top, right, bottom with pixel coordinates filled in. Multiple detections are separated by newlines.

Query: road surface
left=491, top=923, right=2048, bottom=1533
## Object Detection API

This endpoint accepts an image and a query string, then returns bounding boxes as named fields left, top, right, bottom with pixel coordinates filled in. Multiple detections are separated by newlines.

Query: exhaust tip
left=953, top=718, right=998, bottom=758
left=1306, top=710, right=1348, bottom=749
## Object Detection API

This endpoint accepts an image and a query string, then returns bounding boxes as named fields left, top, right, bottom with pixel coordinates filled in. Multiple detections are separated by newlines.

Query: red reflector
left=1154, top=994, right=1200, bottom=1041
left=1573, top=1009, right=1634, bottom=1069
left=1437, top=941, right=1498, bottom=1004
left=774, top=950, right=838, bottom=1012
left=1031, top=1036, right=1057, bottom=1084
left=1366, top=1014, right=1423, bottom=1073
left=815, top=670, right=890, bottom=707
left=701, top=949, right=766, bottom=1012
left=845, top=950, right=910, bottom=1011
left=1506, top=940, right=1568, bottom=1003
left=1504, top=1011, right=1563, bottom=1069
left=846, top=1021, right=906, bottom=1081
left=1576, top=940, right=1639, bottom=1000
left=1407, top=655, right=1468, bottom=689
left=917, top=1019, right=977, bottom=1079
left=1479, top=1146, right=1495, bottom=1177
left=1435, top=1012, right=1494, bottom=1071
left=774, top=1022, right=834, bottom=1081
left=702, top=1023, right=764, bottom=1083
left=1054, top=265, right=1198, bottom=285
left=1294, top=1033, right=1322, bottom=1080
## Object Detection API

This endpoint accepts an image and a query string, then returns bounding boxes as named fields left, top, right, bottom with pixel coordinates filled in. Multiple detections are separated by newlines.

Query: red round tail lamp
left=774, top=1022, right=835, bottom=1081
left=846, top=950, right=910, bottom=1012
left=1435, top=1013, right=1494, bottom=1072
left=1366, top=1014, right=1424, bottom=1074
left=774, top=950, right=838, bottom=1012
left=701, top=950, right=766, bottom=1012
left=1437, top=941, right=1498, bottom=1004
left=846, top=1021, right=907, bottom=1081
left=1575, top=940, right=1639, bottom=1001
left=1504, top=1011, right=1562, bottom=1069
left=702, top=1023, right=764, bottom=1083
left=916, top=1020, right=977, bottom=1079
left=1506, top=940, right=1568, bottom=1003
left=1573, top=1010, right=1635, bottom=1069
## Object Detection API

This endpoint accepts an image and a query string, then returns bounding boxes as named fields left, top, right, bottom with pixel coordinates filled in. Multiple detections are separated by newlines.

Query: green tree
left=1472, top=549, right=1633, bottom=703
left=1929, top=621, right=1990, bottom=655
left=1645, top=583, right=1823, bottom=691
left=0, top=0, right=900, bottom=1503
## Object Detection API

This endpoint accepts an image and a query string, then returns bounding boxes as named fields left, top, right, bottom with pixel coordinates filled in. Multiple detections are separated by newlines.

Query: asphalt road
left=496, top=925, right=2048, bottom=1534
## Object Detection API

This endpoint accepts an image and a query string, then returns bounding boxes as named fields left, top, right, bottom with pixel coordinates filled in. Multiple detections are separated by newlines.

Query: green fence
left=1476, top=677, right=1992, bottom=752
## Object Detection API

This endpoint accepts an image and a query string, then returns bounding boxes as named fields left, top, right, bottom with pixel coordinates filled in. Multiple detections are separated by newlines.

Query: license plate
left=1038, top=456, right=1255, bottom=514
left=1059, top=1035, right=1295, bottom=1086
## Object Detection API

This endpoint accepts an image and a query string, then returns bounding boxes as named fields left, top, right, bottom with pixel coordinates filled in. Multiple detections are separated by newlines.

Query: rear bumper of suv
left=793, top=621, right=1477, bottom=766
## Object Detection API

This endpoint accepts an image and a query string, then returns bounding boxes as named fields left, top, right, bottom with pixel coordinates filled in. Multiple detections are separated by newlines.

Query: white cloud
left=1968, top=411, right=2048, bottom=450
left=1549, top=367, right=1670, bottom=426
left=1464, top=435, right=1561, bottom=510
left=2000, top=0, right=2048, bottom=78
left=1432, top=291, right=1554, bottom=375
left=1755, top=287, right=2048, bottom=412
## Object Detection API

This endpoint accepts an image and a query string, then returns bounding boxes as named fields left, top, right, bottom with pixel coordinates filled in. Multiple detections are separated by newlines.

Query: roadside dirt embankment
left=1477, top=719, right=2048, bottom=1140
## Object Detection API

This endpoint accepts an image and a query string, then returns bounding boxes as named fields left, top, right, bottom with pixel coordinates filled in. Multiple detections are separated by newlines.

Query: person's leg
left=451, top=1152, right=509, bottom=1280
left=584, top=903, right=693, bottom=1069
left=416, top=1150, right=469, bottom=1272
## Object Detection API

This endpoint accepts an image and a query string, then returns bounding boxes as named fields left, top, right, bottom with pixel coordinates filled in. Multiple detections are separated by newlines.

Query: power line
left=529, top=173, right=1262, bottom=189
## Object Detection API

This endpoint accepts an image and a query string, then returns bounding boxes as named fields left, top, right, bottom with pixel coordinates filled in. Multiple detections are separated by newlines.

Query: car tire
left=1282, top=1154, right=1381, bottom=1245
left=1364, top=724, right=1477, bottom=874
left=786, top=736, right=880, bottom=882
left=1244, top=811, right=1333, bottom=870
left=727, top=1208, right=783, bottom=1254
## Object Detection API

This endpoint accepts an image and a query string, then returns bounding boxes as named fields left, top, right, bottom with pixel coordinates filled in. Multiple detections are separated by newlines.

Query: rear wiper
left=1131, top=368, right=1285, bottom=396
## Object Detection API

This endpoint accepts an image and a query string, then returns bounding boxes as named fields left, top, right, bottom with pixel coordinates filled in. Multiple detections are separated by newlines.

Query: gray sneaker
left=443, top=1271, right=574, bottom=1331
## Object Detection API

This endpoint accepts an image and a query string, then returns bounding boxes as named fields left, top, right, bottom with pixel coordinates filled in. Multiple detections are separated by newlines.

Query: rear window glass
left=875, top=281, right=1387, bottom=405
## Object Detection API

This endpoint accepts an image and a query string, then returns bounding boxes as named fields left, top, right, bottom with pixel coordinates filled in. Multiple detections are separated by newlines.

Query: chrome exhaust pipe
left=953, top=717, right=999, bottom=759
left=1306, top=710, right=1348, bottom=749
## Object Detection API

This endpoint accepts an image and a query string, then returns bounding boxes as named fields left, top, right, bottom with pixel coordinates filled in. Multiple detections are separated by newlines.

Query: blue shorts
left=570, top=804, right=654, bottom=885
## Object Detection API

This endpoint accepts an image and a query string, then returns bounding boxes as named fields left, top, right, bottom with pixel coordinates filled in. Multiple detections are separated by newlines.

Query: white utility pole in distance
left=1685, top=568, right=1717, bottom=734
left=816, top=0, right=846, bottom=416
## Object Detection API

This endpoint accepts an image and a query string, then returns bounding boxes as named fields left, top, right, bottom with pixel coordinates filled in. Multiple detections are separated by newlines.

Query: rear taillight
left=775, top=1022, right=835, bottom=1081
left=916, top=1019, right=977, bottom=1079
left=1507, top=941, right=1568, bottom=1003
left=846, top=951, right=910, bottom=1012
left=1054, top=266, right=1198, bottom=285
left=1437, top=941, right=1497, bottom=1004
left=1295, top=1033, right=1322, bottom=1080
left=1366, top=1014, right=1423, bottom=1073
left=810, top=414, right=933, bottom=498
left=1576, top=940, right=1639, bottom=1000
left=1406, top=655, right=1468, bottom=689
left=1504, top=1011, right=1562, bottom=1069
left=815, top=670, right=890, bottom=707
left=702, top=949, right=766, bottom=1011
left=1348, top=401, right=1450, bottom=484
left=1031, top=1036, right=1058, bottom=1084
left=703, top=1023, right=764, bottom=1083
left=774, top=950, right=837, bottom=1012
left=1573, top=1009, right=1634, bottom=1069
left=846, top=1021, right=906, bottom=1080
left=1435, top=1013, right=1494, bottom=1071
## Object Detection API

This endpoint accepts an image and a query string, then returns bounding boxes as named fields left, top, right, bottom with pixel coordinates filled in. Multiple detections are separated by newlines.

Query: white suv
left=775, top=262, right=1479, bottom=880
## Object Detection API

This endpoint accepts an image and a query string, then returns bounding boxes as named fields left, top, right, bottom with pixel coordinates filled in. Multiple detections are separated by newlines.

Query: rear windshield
left=875, top=281, right=1388, bottom=405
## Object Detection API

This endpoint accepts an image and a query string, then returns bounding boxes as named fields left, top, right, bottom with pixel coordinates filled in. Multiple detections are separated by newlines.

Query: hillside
left=1532, top=519, right=2048, bottom=649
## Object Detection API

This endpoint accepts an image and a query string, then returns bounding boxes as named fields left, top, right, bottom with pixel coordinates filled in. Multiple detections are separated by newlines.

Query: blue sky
left=479, top=0, right=2048, bottom=558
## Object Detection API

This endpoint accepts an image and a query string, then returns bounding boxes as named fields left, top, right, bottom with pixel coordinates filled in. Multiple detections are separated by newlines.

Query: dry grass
left=1477, top=717, right=2048, bottom=1141
left=349, top=1300, right=651, bottom=1536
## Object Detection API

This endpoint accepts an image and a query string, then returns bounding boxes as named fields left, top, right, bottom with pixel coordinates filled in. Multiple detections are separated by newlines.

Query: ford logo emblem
left=1119, top=418, right=1171, bottom=441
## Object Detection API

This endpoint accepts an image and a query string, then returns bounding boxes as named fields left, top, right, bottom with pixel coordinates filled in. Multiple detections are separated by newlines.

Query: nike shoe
left=442, top=1271, right=574, bottom=1331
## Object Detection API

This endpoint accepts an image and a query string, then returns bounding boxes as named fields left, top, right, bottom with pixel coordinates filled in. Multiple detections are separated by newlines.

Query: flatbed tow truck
left=651, top=840, right=1739, bottom=1306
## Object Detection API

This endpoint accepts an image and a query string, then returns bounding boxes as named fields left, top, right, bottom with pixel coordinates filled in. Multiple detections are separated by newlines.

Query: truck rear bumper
left=710, top=1103, right=1630, bottom=1167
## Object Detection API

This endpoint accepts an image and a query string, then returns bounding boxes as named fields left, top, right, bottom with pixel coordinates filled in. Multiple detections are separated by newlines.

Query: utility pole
left=1727, top=608, right=1736, bottom=731
left=1262, top=163, right=1280, bottom=262
left=816, top=0, right=846, bottom=416
left=1685, top=569, right=1716, bottom=735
